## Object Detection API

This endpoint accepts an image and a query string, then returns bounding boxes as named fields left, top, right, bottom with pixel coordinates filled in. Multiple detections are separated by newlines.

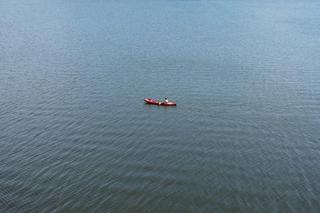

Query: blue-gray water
left=1, top=0, right=320, bottom=212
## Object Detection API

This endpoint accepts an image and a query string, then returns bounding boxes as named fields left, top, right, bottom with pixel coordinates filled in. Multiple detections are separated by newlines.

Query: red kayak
left=144, top=98, right=176, bottom=106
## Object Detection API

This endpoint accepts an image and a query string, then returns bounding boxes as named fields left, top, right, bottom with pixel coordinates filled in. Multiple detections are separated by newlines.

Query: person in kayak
left=164, top=97, right=169, bottom=103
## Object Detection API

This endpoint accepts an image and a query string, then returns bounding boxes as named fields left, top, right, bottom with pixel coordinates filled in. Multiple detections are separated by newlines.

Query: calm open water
left=1, top=0, right=320, bottom=212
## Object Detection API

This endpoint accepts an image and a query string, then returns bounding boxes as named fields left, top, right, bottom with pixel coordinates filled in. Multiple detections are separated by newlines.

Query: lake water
left=1, top=0, right=320, bottom=212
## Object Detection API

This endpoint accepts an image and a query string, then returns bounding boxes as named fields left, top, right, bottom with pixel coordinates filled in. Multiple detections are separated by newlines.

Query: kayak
left=144, top=98, right=176, bottom=106
left=144, top=98, right=177, bottom=106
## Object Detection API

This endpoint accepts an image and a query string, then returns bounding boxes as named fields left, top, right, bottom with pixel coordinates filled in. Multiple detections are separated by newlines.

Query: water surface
left=1, top=0, right=320, bottom=212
